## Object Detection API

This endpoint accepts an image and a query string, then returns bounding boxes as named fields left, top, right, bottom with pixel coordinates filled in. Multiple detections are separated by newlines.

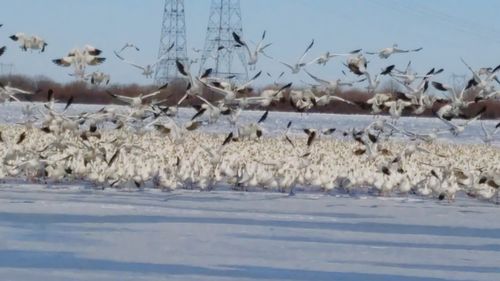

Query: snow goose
left=231, top=82, right=292, bottom=109
left=364, top=65, right=395, bottom=93
left=436, top=106, right=486, bottom=136
left=175, top=59, right=212, bottom=105
left=307, top=48, right=361, bottom=66
left=280, top=39, right=314, bottom=74
left=10, top=33, right=48, bottom=52
left=391, top=62, right=444, bottom=86
left=107, top=83, right=168, bottom=108
left=302, top=128, right=336, bottom=147
left=114, top=50, right=168, bottom=78
left=461, top=58, right=500, bottom=97
left=345, top=53, right=368, bottom=75
left=53, top=45, right=106, bottom=78
left=233, top=31, right=272, bottom=70
left=366, top=44, right=422, bottom=59
left=88, top=71, right=111, bottom=86
left=304, top=69, right=365, bottom=93
left=432, top=82, right=473, bottom=120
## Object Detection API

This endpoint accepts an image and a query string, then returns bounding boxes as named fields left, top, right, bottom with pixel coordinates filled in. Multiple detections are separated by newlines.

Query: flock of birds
left=0, top=25, right=500, bottom=204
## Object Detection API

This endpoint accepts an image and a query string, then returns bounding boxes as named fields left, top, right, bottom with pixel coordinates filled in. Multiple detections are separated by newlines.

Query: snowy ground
left=1, top=184, right=500, bottom=281
left=1, top=103, right=500, bottom=280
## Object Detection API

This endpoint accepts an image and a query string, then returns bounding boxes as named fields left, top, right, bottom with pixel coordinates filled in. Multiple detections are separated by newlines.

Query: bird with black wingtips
left=233, top=31, right=272, bottom=70
left=366, top=44, right=423, bottom=59
left=280, top=39, right=314, bottom=74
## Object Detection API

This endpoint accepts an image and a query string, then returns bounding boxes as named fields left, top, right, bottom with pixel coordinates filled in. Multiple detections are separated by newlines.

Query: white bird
left=233, top=31, right=272, bottom=69
left=345, top=53, right=368, bottom=75
left=10, top=33, right=48, bottom=52
left=364, top=65, right=395, bottom=93
left=432, top=82, right=474, bottom=120
left=118, top=43, right=140, bottom=53
left=231, top=83, right=292, bottom=108
left=392, top=62, right=444, bottom=86
left=88, top=71, right=111, bottom=86
left=176, top=59, right=212, bottom=105
left=461, top=58, right=500, bottom=97
left=114, top=50, right=166, bottom=79
left=107, top=83, right=167, bottom=108
left=53, top=45, right=106, bottom=79
left=307, top=49, right=361, bottom=66
left=436, top=107, right=486, bottom=136
left=304, top=69, right=365, bottom=92
left=366, top=44, right=422, bottom=59
left=280, top=39, right=314, bottom=74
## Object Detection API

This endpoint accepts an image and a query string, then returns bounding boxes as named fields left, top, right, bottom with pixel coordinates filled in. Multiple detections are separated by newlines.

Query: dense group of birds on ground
left=0, top=24, right=500, bottom=204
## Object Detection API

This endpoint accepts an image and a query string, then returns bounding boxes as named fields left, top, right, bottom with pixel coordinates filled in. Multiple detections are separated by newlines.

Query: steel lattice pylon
left=154, top=0, right=188, bottom=85
left=199, top=0, right=248, bottom=81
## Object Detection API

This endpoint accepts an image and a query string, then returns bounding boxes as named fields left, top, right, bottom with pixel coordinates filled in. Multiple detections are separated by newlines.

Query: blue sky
left=1, top=0, right=500, bottom=87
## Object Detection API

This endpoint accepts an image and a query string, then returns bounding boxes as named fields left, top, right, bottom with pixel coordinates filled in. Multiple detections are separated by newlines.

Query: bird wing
left=232, top=32, right=252, bottom=57
left=280, top=61, right=295, bottom=71
left=87, top=57, right=106, bottom=66
left=329, top=95, right=354, bottom=105
left=306, top=56, right=322, bottom=65
left=393, top=47, right=410, bottom=53
left=460, top=57, right=481, bottom=82
left=5, top=86, right=31, bottom=95
left=202, top=80, right=234, bottom=99
left=237, top=71, right=262, bottom=91
left=436, top=113, right=458, bottom=130
left=195, top=94, right=215, bottom=108
left=258, top=42, right=272, bottom=53
left=255, top=31, right=266, bottom=50
left=107, top=91, right=135, bottom=103
left=119, top=44, right=129, bottom=53
left=304, top=69, right=329, bottom=85
left=114, top=50, right=145, bottom=70
left=298, top=39, right=314, bottom=64
left=142, top=90, right=161, bottom=100
left=124, top=60, right=146, bottom=70
left=52, top=56, right=73, bottom=67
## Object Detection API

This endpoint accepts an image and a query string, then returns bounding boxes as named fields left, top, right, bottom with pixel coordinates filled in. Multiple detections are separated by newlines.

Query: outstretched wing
left=460, top=57, right=481, bottom=82
left=304, top=69, right=329, bottom=85
left=107, top=91, right=134, bottom=103
left=142, top=90, right=161, bottom=100
left=114, top=50, right=145, bottom=70
left=280, top=61, right=295, bottom=71
left=298, top=39, right=314, bottom=64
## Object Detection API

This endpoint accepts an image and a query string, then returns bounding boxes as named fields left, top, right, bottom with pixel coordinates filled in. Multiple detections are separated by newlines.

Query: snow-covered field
left=1, top=184, right=500, bottom=281
left=1, top=103, right=499, bottom=280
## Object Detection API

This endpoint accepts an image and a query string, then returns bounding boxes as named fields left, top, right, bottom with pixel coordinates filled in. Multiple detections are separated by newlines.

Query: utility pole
left=154, top=0, right=188, bottom=85
left=199, top=0, right=248, bottom=81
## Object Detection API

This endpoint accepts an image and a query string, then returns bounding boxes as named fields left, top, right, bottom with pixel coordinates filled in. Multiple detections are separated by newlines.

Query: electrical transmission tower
left=199, top=0, right=248, bottom=81
left=154, top=0, right=188, bottom=85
